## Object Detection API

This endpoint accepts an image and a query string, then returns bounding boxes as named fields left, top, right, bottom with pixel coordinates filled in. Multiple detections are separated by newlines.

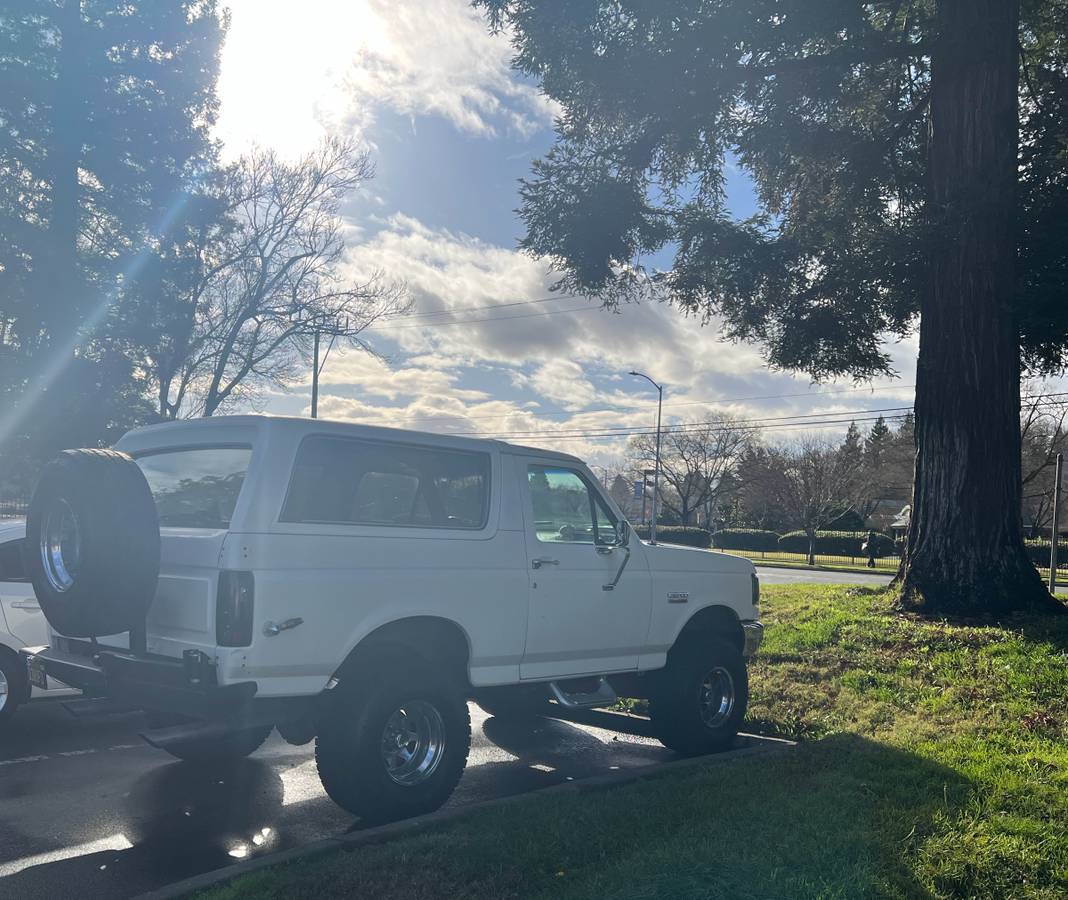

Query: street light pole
left=1050, top=452, right=1063, bottom=595
left=311, top=328, right=320, bottom=419
left=630, top=371, right=664, bottom=545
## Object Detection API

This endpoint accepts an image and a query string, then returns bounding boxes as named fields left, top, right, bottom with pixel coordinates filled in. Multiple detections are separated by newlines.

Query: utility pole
left=1050, top=452, right=1063, bottom=595
left=311, top=328, right=320, bottom=419
left=308, top=315, right=347, bottom=420
left=630, top=371, right=664, bottom=545
left=640, top=468, right=654, bottom=526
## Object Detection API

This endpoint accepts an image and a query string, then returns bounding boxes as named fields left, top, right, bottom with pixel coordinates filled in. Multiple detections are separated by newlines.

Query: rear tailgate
left=144, top=527, right=229, bottom=657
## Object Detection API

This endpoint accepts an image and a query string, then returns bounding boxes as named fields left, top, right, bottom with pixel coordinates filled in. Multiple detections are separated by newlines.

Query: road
left=0, top=698, right=784, bottom=899
left=754, top=565, right=893, bottom=587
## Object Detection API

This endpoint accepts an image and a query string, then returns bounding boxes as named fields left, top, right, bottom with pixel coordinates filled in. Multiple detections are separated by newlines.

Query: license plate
left=28, top=657, right=48, bottom=691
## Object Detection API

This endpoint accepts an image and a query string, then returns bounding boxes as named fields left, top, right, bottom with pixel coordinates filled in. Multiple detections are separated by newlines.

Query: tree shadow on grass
left=1012, top=603, right=1068, bottom=652
left=541, top=732, right=975, bottom=900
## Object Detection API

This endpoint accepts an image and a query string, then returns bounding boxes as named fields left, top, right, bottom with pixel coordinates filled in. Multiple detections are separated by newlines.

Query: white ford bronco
left=23, top=415, right=761, bottom=821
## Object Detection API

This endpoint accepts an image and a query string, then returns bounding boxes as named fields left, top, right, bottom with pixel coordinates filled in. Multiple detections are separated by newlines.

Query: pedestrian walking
left=864, top=529, right=878, bottom=568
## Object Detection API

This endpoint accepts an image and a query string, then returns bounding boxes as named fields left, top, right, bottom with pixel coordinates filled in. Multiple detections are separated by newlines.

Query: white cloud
left=515, top=360, right=598, bottom=411
left=258, top=213, right=921, bottom=464
left=216, top=0, right=553, bottom=158
left=340, top=0, right=555, bottom=138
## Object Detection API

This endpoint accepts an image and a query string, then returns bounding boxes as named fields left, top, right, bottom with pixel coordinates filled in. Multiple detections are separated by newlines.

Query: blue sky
left=214, top=0, right=922, bottom=465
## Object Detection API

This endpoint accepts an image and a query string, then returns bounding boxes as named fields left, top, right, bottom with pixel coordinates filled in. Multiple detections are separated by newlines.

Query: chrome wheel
left=698, top=666, right=735, bottom=729
left=380, top=701, right=446, bottom=787
left=0, top=667, right=8, bottom=714
left=40, top=498, right=81, bottom=593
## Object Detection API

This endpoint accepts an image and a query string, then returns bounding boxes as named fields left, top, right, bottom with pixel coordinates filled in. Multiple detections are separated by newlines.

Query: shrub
left=778, top=530, right=896, bottom=558
left=711, top=528, right=781, bottom=552
left=633, top=525, right=711, bottom=548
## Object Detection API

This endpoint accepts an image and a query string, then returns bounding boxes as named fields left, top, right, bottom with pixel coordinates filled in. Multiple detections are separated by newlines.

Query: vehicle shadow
left=359, top=712, right=674, bottom=829
left=1, top=758, right=289, bottom=898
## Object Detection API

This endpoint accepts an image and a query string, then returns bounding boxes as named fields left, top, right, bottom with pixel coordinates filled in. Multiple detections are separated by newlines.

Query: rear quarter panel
left=218, top=527, right=529, bottom=696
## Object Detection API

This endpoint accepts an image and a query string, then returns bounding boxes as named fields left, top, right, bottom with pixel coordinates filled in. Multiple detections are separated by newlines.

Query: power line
left=462, top=405, right=916, bottom=439
left=369, top=304, right=599, bottom=330
left=493, top=413, right=916, bottom=444
left=373, top=382, right=922, bottom=425
left=383, top=295, right=573, bottom=321
left=466, top=391, right=1068, bottom=443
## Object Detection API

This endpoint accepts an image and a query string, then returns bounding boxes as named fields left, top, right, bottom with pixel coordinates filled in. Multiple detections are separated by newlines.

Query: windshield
left=135, top=447, right=252, bottom=529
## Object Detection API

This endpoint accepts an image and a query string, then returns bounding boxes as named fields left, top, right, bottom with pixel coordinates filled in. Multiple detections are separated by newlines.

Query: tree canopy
left=478, top=0, right=1067, bottom=380
left=0, top=0, right=227, bottom=489
left=480, top=0, right=1068, bottom=614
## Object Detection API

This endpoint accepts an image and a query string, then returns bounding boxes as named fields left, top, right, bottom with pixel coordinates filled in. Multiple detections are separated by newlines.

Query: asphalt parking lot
left=0, top=698, right=786, bottom=899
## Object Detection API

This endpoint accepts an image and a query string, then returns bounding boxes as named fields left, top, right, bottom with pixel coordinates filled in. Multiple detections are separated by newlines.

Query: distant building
left=889, top=504, right=910, bottom=540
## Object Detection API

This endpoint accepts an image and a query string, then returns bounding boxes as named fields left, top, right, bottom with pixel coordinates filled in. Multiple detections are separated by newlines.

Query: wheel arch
left=0, top=642, right=30, bottom=705
left=671, top=604, right=745, bottom=657
left=334, top=616, right=473, bottom=689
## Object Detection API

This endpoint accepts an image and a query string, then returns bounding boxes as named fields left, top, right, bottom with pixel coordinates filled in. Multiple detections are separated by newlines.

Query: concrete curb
left=135, top=734, right=795, bottom=900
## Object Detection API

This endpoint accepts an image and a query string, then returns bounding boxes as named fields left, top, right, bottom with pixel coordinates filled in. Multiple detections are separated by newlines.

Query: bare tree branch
left=145, top=137, right=410, bottom=418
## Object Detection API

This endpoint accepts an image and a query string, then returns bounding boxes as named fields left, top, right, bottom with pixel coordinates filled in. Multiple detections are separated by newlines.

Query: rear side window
left=136, top=447, right=252, bottom=529
left=282, top=437, right=490, bottom=529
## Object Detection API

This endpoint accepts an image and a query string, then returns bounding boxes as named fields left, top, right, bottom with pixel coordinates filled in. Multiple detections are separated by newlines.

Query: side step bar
left=63, top=697, right=141, bottom=718
left=548, top=677, right=617, bottom=709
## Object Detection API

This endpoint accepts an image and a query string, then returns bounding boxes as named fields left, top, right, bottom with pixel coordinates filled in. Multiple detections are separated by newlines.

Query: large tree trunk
left=40, top=0, right=85, bottom=356
left=899, top=0, right=1058, bottom=615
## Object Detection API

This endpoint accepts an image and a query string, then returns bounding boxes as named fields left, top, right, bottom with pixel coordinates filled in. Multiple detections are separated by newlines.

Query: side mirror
left=616, top=519, right=631, bottom=547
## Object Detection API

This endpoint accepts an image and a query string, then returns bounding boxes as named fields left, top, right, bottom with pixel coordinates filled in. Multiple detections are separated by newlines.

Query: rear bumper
left=741, top=621, right=764, bottom=657
left=20, top=644, right=257, bottom=720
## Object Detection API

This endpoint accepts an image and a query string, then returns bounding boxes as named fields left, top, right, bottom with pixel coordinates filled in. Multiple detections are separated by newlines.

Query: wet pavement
left=0, top=699, right=778, bottom=899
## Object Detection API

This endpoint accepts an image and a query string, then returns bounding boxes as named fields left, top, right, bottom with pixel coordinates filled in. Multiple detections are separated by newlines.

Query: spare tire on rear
left=26, top=449, right=160, bottom=638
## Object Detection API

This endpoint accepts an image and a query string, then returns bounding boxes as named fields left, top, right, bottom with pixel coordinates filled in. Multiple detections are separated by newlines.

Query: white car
left=25, top=416, right=761, bottom=821
left=0, top=519, right=75, bottom=724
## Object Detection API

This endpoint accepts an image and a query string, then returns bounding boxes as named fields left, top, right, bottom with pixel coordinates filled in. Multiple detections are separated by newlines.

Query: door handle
left=9, top=601, right=41, bottom=610
left=263, top=617, right=304, bottom=637
left=531, top=557, right=559, bottom=569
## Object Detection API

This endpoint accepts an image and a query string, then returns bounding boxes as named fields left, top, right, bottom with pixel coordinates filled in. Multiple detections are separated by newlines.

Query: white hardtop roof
left=121, top=415, right=585, bottom=465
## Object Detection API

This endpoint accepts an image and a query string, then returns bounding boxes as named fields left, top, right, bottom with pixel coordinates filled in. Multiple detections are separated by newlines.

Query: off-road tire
left=25, top=449, right=160, bottom=638
left=315, top=651, right=470, bottom=822
left=0, top=648, right=27, bottom=726
left=648, top=638, right=748, bottom=755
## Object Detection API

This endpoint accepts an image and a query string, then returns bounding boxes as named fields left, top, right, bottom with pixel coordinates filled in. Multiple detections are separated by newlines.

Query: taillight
left=217, top=570, right=254, bottom=647
left=751, top=573, right=760, bottom=610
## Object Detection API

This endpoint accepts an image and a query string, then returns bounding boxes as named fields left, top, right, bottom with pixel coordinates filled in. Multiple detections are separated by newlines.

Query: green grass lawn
left=200, top=586, right=1068, bottom=900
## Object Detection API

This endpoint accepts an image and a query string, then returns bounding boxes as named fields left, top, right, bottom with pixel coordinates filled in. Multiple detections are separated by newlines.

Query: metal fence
left=720, top=539, right=1068, bottom=583
left=719, top=545, right=901, bottom=573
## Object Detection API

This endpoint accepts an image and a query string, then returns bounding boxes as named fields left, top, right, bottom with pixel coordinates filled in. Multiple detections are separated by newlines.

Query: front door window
left=528, top=465, right=616, bottom=545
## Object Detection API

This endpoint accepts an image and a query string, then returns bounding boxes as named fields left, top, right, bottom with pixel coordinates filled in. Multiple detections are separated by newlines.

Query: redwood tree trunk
left=899, top=0, right=1056, bottom=614
left=41, top=0, right=85, bottom=355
